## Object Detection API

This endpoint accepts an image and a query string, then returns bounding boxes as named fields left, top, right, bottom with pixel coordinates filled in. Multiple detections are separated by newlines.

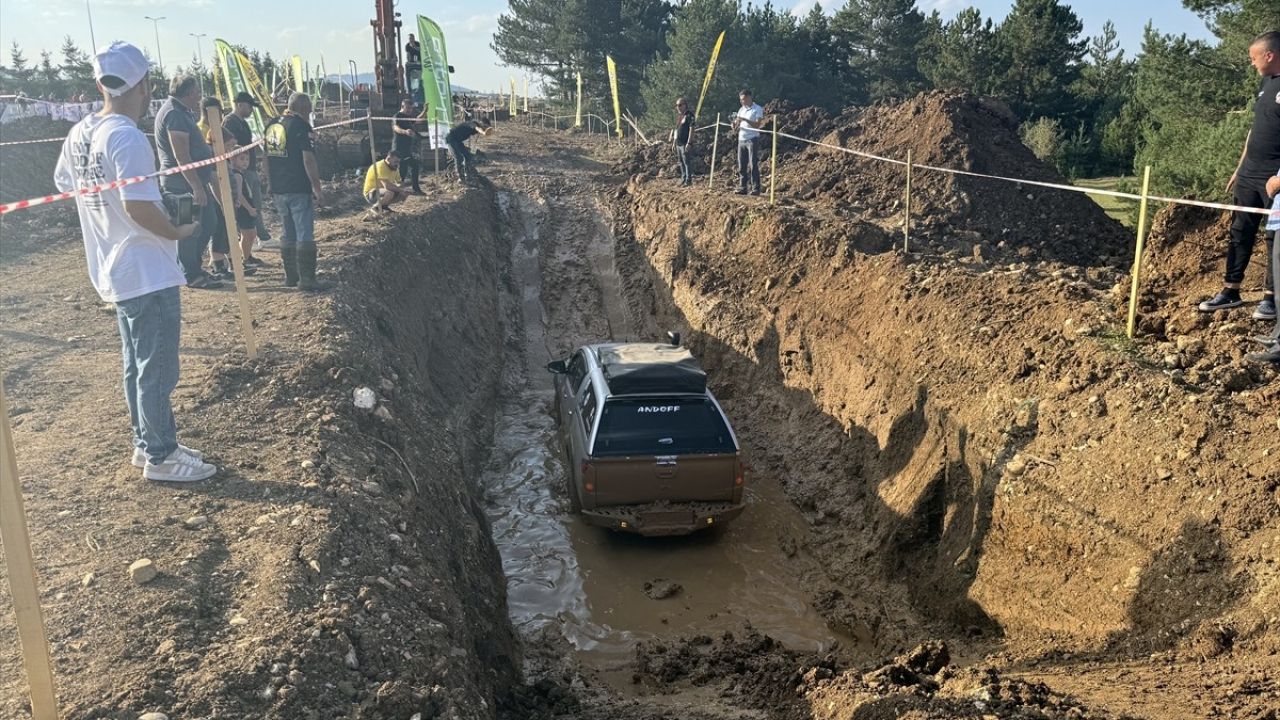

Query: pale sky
left=0, top=0, right=1217, bottom=95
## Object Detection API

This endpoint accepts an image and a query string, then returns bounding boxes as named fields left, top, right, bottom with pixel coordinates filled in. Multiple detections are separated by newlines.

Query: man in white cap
left=53, top=41, right=218, bottom=482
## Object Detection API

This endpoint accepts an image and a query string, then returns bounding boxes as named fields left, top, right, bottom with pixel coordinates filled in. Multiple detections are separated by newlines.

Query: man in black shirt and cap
left=392, top=98, right=425, bottom=195
left=1200, top=31, right=1280, bottom=320
left=445, top=117, right=492, bottom=184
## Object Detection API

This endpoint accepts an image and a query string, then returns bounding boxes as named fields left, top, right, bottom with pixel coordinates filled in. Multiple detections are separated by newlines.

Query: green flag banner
left=606, top=55, right=621, bottom=138
left=417, top=15, right=454, bottom=146
left=695, top=31, right=725, bottom=122
left=215, top=39, right=280, bottom=138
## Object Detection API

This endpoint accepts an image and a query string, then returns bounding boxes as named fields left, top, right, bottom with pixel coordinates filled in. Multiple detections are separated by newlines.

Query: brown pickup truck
left=546, top=339, right=745, bottom=536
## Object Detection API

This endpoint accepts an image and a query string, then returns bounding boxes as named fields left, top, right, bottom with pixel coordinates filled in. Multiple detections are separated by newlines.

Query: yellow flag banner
left=695, top=31, right=725, bottom=122
left=575, top=71, right=583, bottom=128
left=509, top=77, right=517, bottom=115
left=523, top=76, right=529, bottom=113
left=606, top=55, right=622, bottom=138
left=290, top=55, right=305, bottom=94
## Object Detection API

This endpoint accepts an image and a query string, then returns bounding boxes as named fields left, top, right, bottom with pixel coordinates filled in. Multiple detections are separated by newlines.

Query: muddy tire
left=564, top=444, right=582, bottom=513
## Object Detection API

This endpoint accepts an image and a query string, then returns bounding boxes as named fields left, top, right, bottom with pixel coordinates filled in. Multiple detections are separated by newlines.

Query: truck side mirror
left=546, top=360, right=568, bottom=374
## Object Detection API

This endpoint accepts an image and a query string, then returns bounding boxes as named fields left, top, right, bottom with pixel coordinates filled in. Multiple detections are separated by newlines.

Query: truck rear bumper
left=580, top=501, right=745, bottom=536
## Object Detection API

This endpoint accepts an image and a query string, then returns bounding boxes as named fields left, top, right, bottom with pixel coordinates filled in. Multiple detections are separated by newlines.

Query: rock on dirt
left=127, top=558, right=157, bottom=585
left=643, top=578, right=683, bottom=600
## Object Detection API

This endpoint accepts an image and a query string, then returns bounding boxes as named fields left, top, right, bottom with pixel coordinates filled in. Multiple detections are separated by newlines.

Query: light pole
left=144, top=15, right=166, bottom=75
left=189, top=32, right=207, bottom=95
left=86, top=0, right=97, bottom=52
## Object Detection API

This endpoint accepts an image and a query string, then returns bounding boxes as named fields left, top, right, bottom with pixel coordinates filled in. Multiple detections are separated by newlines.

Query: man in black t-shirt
left=264, top=92, right=325, bottom=291
left=1200, top=31, right=1280, bottom=319
left=405, top=34, right=422, bottom=93
left=392, top=98, right=424, bottom=194
left=445, top=118, right=493, bottom=183
left=673, top=97, right=694, bottom=187
left=223, top=91, right=273, bottom=246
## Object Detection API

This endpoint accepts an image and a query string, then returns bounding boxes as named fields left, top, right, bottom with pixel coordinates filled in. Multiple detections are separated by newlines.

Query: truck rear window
left=592, top=397, right=736, bottom=456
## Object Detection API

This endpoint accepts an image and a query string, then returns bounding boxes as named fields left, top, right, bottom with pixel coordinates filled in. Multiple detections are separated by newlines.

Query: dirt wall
left=613, top=178, right=1279, bottom=669
left=0, top=185, right=522, bottom=719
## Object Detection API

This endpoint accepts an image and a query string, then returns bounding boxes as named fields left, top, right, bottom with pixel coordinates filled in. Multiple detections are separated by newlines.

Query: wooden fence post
left=904, top=149, right=913, bottom=253
left=1126, top=165, right=1154, bottom=339
left=769, top=116, right=778, bottom=205
left=207, top=108, right=259, bottom=360
left=709, top=113, right=721, bottom=190
left=365, top=112, right=377, bottom=165
left=0, top=380, right=60, bottom=720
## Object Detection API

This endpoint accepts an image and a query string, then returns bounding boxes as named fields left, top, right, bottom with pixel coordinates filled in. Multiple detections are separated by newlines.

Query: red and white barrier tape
left=0, top=136, right=66, bottom=147
left=0, top=141, right=259, bottom=216
left=0, top=116, right=380, bottom=216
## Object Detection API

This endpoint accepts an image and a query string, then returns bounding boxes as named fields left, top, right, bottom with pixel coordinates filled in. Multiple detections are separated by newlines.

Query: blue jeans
left=243, top=168, right=271, bottom=241
left=448, top=139, right=473, bottom=180
left=273, top=193, right=315, bottom=247
left=676, top=145, right=692, bottom=183
left=737, top=138, right=761, bottom=191
left=115, top=286, right=181, bottom=464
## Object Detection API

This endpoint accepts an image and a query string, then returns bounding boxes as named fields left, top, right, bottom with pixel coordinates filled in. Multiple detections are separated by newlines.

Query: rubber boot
left=280, top=244, right=299, bottom=288
left=297, top=244, right=319, bottom=292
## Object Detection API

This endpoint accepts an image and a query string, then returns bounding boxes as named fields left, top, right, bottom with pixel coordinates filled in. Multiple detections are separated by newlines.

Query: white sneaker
left=132, top=444, right=202, bottom=469
left=143, top=448, right=217, bottom=483
left=255, top=238, right=281, bottom=252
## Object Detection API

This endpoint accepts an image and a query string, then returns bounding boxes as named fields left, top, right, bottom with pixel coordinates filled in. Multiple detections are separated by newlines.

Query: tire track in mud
left=478, top=131, right=848, bottom=701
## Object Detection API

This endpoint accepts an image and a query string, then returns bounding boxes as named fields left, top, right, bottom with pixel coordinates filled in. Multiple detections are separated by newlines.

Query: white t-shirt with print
left=54, top=113, right=185, bottom=303
left=736, top=103, right=764, bottom=142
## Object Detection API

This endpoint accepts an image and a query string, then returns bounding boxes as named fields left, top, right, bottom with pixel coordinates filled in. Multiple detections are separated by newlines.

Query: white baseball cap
left=93, top=41, right=150, bottom=96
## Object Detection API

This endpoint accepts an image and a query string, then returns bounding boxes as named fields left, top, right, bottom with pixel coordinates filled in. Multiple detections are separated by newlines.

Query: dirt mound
left=635, top=630, right=1120, bottom=719
left=0, top=117, right=76, bottom=202
left=622, top=91, right=1129, bottom=266
left=0, top=180, right=523, bottom=720
left=613, top=176, right=1280, bottom=718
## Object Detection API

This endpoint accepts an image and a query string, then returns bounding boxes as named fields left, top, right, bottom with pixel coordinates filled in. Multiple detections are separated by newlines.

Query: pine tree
left=639, top=0, right=739, bottom=122
left=994, top=0, right=1087, bottom=120
left=60, top=36, right=93, bottom=95
left=830, top=0, right=928, bottom=103
left=921, top=8, right=1000, bottom=95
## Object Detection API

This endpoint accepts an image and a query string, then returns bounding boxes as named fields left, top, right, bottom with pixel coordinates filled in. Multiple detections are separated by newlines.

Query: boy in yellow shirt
left=363, top=150, right=408, bottom=218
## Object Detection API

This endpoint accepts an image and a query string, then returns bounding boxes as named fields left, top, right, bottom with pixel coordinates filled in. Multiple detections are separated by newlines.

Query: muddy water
left=482, top=191, right=843, bottom=685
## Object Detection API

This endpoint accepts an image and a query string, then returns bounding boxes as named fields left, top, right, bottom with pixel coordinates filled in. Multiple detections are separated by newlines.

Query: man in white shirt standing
left=731, top=89, right=766, bottom=196
left=53, top=41, right=217, bottom=482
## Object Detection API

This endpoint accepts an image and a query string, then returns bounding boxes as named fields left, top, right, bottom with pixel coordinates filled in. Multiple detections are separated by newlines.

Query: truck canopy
left=592, top=396, right=736, bottom=456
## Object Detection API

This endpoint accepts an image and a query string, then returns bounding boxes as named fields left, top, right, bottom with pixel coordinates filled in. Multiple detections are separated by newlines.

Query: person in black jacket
left=673, top=97, right=694, bottom=187
left=445, top=118, right=493, bottom=184
left=1200, top=31, right=1280, bottom=319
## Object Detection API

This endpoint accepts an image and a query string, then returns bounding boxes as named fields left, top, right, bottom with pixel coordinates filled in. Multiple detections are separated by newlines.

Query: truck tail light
left=735, top=462, right=745, bottom=486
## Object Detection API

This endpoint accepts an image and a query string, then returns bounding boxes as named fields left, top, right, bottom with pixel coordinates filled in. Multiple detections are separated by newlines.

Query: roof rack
left=595, top=343, right=707, bottom=396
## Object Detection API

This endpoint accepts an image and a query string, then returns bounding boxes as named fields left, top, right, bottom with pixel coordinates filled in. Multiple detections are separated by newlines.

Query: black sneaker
left=734, top=188, right=748, bottom=195
left=243, top=256, right=265, bottom=268
left=1252, top=297, right=1276, bottom=320
left=750, top=188, right=762, bottom=196
left=1197, top=290, right=1243, bottom=312
left=188, top=273, right=223, bottom=289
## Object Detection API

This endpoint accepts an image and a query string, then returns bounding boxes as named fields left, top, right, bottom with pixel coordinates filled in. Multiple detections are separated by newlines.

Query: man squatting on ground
left=54, top=41, right=217, bottom=483
left=732, top=89, right=766, bottom=195
left=264, top=92, right=325, bottom=291
left=673, top=97, right=694, bottom=186
left=445, top=117, right=493, bottom=184
left=1200, top=31, right=1280, bottom=324
left=392, top=98, right=425, bottom=195
left=364, top=149, right=409, bottom=217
